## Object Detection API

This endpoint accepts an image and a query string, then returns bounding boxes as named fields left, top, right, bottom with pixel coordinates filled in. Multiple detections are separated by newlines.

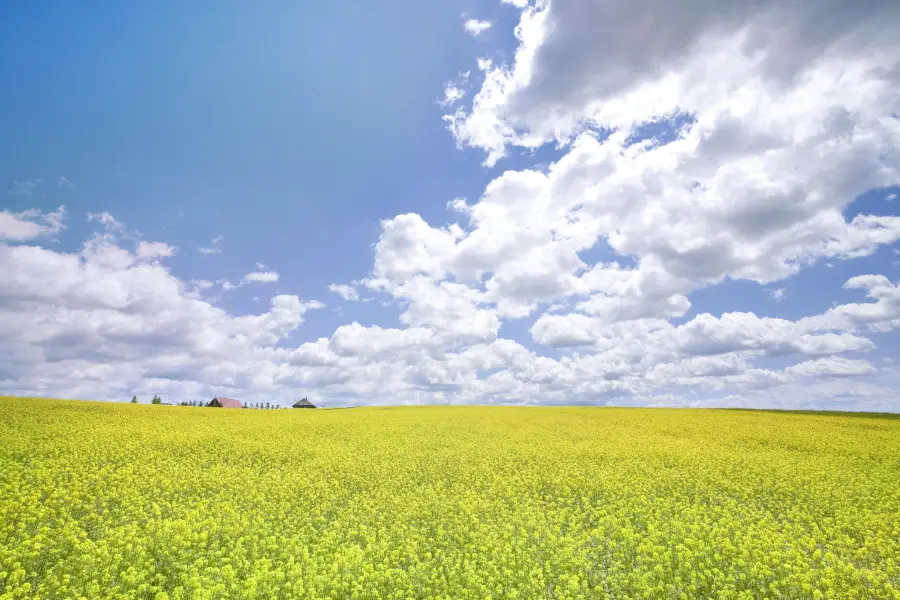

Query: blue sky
left=2, top=1, right=494, bottom=337
left=2, top=0, right=900, bottom=410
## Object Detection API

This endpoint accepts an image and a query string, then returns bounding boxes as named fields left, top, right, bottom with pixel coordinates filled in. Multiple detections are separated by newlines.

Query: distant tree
left=151, top=395, right=161, bottom=405
left=131, top=396, right=138, bottom=404
left=265, top=402, right=271, bottom=410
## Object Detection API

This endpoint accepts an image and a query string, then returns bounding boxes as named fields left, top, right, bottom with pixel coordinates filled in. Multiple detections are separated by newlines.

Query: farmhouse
left=209, top=397, right=242, bottom=408
left=292, top=397, right=316, bottom=409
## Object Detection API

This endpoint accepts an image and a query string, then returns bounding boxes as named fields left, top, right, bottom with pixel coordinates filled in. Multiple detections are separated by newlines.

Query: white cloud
left=1, top=214, right=897, bottom=408
left=768, top=288, right=786, bottom=302
left=329, top=283, right=360, bottom=302
left=136, top=241, right=176, bottom=261
left=434, top=0, right=900, bottom=334
left=199, top=235, right=223, bottom=255
left=87, top=212, right=125, bottom=230
left=440, top=84, right=466, bottom=108
left=243, top=271, right=279, bottom=284
left=0, top=227, right=324, bottom=405
left=190, top=279, right=215, bottom=292
left=463, top=18, right=492, bottom=37
left=440, top=71, right=472, bottom=108
left=0, top=206, right=66, bottom=242
left=802, top=275, right=900, bottom=332
left=529, top=309, right=876, bottom=359
left=256, top=262, right=267, bottom=269
left=451, top=0, right=900, bottom=158
left=785, top=357, right=876, bottom=378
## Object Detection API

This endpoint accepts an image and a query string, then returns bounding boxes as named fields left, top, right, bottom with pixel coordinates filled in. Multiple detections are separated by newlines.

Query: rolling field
left=1, top=398, right=899, bottom=599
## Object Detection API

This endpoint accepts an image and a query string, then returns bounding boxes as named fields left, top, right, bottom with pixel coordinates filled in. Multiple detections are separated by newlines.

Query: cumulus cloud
left=0, top=206, right=66, bottom=242
left=87, top=212, right=125, bottom=231
left=463, top=19, right=492, bottom=36
left=440, top=84, right=466, bottom=108
left=785, top=357, right=876, bottom=378
left=448, top=0, right=900, bottom=159
left=1, top=212, right=897, bottom=408
left=529, top=310, right=876, bottom=359
left=434, top=0, right=900, bottom=342
left=441, top=71, right=474, bottom=108
left=136, top=241, right=176, bottom=261
left=329, top=283, right=360, bottom=302
left=0, top=225, right=324, bottom=405
left=802, top=275, right=900, bottom=333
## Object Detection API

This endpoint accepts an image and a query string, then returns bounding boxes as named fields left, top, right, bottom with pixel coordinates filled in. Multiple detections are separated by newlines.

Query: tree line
left=130, top=396, right=283, bottom=409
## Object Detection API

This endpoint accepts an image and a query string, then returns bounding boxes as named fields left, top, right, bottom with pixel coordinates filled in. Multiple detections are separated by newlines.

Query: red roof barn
left=209, top=397, right=242, bottom=408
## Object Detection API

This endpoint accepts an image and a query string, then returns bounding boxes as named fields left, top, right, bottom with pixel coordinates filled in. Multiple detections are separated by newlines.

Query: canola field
left=1, top=398, right=899, bottom=600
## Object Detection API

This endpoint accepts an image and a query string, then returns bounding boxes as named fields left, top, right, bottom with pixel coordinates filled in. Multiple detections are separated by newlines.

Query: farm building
left=209, top=397, right=242, bottom=408
left=292, top=397, right=316, bottom=409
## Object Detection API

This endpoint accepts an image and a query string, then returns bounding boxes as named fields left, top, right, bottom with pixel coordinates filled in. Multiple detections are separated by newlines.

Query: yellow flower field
left=1, top=397, right=899, bottom=599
